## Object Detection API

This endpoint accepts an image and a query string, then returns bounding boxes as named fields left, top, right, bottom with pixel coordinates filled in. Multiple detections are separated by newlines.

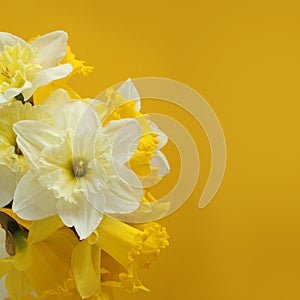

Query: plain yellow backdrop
left=2, top=0, right=300, bottom=299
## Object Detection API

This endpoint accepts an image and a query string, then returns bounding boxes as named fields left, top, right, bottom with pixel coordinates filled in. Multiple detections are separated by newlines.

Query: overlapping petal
left=56, top=193, right=103, bottom=240
left=117, top=77, right=140, bottom=111
left=13, top=121, right=63, bottom=169
left=23, top=64, right=72, bottom=100
left=31, top=31, right=68, bottom=68
left=0, top=32, right=26, bottom=50
left=13, top=170, right=58, bottom=220
left=0, top=165, right=17, bottom=207
left=0, top=228, right=9, bottom=259
left=103, top=118, right=141, bottom=165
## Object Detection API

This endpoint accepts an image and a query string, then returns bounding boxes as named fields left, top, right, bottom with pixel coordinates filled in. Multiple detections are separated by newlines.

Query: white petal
left=0, top=275, right=9, bottom=299
left=14, top=120, right=63, bottom=169
left=73, top=128, right=98, bottom=163
left=0, top=32, right=26, bottom=51
left=103, top=119, right=141, bottom=165
left=23, top=63, right=72, bottom=99
left=150, top=122, right=168, bottom=149
left=0, top=165, right=17, bottom=207
left=39, top=140, right=72, bottom=170
left=0, top=229, right=9, bottom=259
left=13, top=170, right=58, bottom=220
left=77, top=161, right=106, bottom=212
left=151, top=150, right=170, bottom=176
left=41, top=88, right=69, bottom=115
left=55, top=101, right=101, bottom=162
left=31, top=31, right=68, bottom=68
left=56, top=194, right=103, bottom=239
left=103, top=165, right=143, bottom=214
left=3, top=80, right=32, bottom=101
left=117, top=78, right=141, bottom=111
left=55, top=100, right=101, bottom=132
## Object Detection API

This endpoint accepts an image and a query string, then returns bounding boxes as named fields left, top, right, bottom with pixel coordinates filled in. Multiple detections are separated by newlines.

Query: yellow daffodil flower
left=0, top=210, right=79, bottom=300
left=71, top=214, right=169, bottom=298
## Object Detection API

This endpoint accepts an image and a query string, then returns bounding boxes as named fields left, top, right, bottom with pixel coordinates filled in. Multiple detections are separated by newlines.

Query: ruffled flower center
left=0, top=44, right=41, bottom=93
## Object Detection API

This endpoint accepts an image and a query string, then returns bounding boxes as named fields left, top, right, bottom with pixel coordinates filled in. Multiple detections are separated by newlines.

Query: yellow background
left=2, top=0, right=300, bottom=299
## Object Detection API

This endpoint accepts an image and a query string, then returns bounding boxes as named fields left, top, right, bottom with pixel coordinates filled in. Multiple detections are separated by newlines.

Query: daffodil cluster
left=0, top=31, right=170, bottom=299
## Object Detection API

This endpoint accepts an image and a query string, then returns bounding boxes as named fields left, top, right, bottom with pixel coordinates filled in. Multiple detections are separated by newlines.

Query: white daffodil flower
left=117, top=78, right=170, bottom=178
left=12, top=100, right=143, bottom=239
left=0, top=31, right=72, bottom=103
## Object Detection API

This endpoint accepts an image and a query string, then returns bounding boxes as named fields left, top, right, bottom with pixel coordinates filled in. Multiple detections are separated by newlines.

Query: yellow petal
left=6, top=268, right=33, bottom=300
left=0, top=259, right=13, bottom=278
left=71, top=239, right=100, bottom=298
left=26, top=227, right=78, bottom=294
left=28, top=216, right=64, bottom=244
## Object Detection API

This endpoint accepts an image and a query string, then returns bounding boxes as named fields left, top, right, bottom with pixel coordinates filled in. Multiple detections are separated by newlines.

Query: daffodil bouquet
left=0, top=31, right=170, bottom=299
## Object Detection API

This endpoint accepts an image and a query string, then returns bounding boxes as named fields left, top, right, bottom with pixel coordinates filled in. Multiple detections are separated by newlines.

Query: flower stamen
left=1, top=66, right=11, bottom=79
left=73, top=159, right=87, bottom=177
